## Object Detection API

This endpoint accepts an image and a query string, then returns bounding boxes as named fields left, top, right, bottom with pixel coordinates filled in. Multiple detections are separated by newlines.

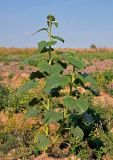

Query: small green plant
left=8, top=72, right=15, bottom=80
left=93, top=69, right=113, bottom=96
left=19, top=64, right=24, bottom=70
left=17, top=15, right=99, bottom=157
left=0, top=84, right=9, bottom=111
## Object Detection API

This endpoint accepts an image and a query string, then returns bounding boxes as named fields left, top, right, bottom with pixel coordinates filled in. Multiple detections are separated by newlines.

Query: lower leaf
left=34, top=133, right=51, bottom=150
left=71, top=126, right=84, bottom=141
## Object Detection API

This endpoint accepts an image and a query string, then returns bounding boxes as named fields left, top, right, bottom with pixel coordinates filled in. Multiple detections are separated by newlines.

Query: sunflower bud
left=47, top=15, right=55, bottom=22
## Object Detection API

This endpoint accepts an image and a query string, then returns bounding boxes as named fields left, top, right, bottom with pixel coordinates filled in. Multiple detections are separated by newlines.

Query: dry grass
left=56, top=47, right=113, bottom=53
left=0, top=47, right=113, bottom=55
left=0, top=47, right=36, bottom=55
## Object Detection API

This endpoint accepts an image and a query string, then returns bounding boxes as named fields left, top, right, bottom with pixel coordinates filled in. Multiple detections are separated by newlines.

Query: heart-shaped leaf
left=77, top=72, right=99, bottom=95
left=44, top=110, right=63, bottom=124
left=25, top=107, right=41, bottom=119
left=71, top=126, right=84, bottom=141
left=44, top=75, right=71, bottom=94
left=34, top=133, right=51, bottom=150
left=62, top=53, right=85, bottom=69
left=47, top=41, right=57, bottom=47
left=63, top=96, right=88, bottom=114
left=38, top=41, right=47, bottom=53
left=38, top=61, right=63, bottom=75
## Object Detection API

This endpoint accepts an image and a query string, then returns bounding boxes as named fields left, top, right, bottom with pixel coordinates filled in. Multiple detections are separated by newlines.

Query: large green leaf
left=52, top=36, right=64, bottom=43
left=77, top=73, right=99, bottom=96
left=38, top=41, right=47, bottom=53
left=62, top=53, right=85, bottom=69
left=83, top=112, right=94, bottom=124
left=38, top=40, right=57, bottom=53
left=38, top=61, right=63, bottom=75
left=71, top=126, right=84, bottom=141
left=22, top=54, right=40, bottom=66
left=78, top=73, right=97, bottom=87
left=17, top=80, right=38, bottom=94
left=75, top=98, right=89, bottom=115
left=50, top=64, right=63, bottom=75
left=40, top=47, right=49, bottom=53
left=85, top=74, right=97, bottom=88
left=47, top=41, right=57, bottom=47
left=77, top=73, right=87, bottom=84
left=63, top=96, right=88, bottom=114
left=34, top=133, right=51, bottom=150
left=25, top=107, right=41, bottom=119
left=63, top=96, right=76, bottom=111
left=44, top=75, right=71, bottom=94
left=38, top=60, right=50, bottom=73
left=44, top=110, right=63, bottom=124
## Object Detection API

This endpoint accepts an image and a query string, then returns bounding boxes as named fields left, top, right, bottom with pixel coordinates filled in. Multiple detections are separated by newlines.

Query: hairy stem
left=48, top=21, right=52, bottom=65
left=64, top=106, right=68, bottom=119
left=47, top=98, right=50, bottom=110
left=45, top=124, right=49, bottom=136
left=69, top=66, right=75, bottom=95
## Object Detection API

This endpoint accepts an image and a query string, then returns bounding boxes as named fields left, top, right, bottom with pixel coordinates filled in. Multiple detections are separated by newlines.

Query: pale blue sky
left=0, top=0, right=113, bottom=48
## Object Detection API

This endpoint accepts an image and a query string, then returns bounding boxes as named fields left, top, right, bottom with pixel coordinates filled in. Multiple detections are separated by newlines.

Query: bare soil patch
left=0, top=59, right=113, bottom=108
left=83, top=59, right=113, bottom=73
left=0, top=62, right=36, bottom=88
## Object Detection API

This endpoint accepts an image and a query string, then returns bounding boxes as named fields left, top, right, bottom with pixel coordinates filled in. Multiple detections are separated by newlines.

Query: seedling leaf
left=53, top=22, right=58, bottom=28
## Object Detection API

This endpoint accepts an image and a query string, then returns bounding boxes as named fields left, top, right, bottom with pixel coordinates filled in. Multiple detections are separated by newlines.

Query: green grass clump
left=92, top=69, right=113, bottom=96
left=8, top=72, right=15, bottom=80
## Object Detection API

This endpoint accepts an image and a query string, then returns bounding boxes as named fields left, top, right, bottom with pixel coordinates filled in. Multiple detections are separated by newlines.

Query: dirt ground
left=0, top=59, right=113, bottom=87
left=0, top=59, right=113, bottom=107
left=0, top=59, right=113, bottom=160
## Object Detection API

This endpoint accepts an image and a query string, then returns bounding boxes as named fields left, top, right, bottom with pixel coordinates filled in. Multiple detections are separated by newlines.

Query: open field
left=0, top=47, right=113, bottom=160
left=1, top=0, right=113, bottom=159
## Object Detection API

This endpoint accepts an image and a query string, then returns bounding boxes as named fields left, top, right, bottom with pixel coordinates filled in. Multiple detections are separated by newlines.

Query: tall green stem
left=64, top=106, right=67, bottom=119
left=48, top=21, right=52, bottom=65
left=45, top=98, right=50, bottom=137
left=45, top=124, right=49, bottom=136
left=69, top=66, right=75, bottom=96
left=47, top=98, right=50, bottom=110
